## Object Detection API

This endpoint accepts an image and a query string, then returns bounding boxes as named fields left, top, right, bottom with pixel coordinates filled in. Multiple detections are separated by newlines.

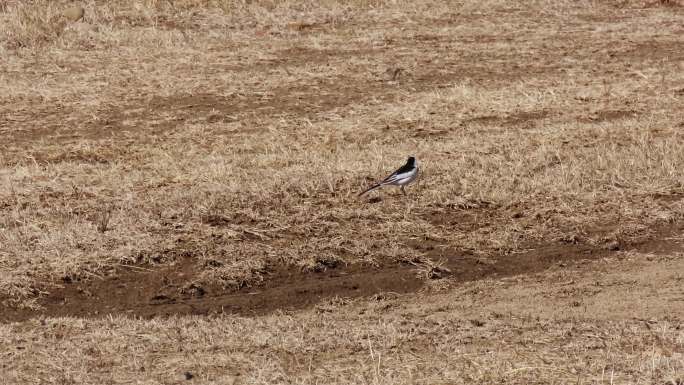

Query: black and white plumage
left=359, top=156, right=419, bottom=197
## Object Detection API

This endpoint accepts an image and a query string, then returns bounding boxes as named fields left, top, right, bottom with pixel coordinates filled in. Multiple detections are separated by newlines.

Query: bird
left=359, top=156, right=419, bottom=197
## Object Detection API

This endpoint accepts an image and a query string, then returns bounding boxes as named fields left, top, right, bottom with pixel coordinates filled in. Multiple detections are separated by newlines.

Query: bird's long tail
left=358, top=183, right=383, bottom=197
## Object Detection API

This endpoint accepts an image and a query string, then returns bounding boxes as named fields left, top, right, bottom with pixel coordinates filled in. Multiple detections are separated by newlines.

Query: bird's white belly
left=394, top=170, right=418, bottom=186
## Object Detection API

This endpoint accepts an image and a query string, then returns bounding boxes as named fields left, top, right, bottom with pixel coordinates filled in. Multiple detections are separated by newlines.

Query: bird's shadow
left=367, top=196, right=383, bottom=204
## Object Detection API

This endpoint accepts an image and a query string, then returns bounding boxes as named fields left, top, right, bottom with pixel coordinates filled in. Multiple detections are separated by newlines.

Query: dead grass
left=1, top=1, right=67, bottom=49
left=1, top=254, right=683, bottom=384
left=1, top=0, right=684, bottom=382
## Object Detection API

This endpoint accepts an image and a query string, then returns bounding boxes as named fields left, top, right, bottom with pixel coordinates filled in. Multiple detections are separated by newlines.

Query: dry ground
left=1, top=0, right=683, bottom=383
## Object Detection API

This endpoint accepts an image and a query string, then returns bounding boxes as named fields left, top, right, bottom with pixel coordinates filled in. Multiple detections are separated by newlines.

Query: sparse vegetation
left=1, top=0, right=683, bottom=383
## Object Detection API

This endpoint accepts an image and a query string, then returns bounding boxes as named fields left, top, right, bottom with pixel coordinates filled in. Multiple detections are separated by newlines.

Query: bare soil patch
left=2, top=220, right=682, bottom=322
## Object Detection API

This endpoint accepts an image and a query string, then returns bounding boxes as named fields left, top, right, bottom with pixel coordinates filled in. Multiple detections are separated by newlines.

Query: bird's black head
left=406, top=156, right=416, bottom=166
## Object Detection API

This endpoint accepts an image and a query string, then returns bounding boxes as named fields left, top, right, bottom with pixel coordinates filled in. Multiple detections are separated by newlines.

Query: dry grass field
left=1, top=0, right=684, bottom=383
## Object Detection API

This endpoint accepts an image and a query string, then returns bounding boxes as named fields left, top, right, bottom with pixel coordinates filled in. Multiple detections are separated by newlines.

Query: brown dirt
left=3, top=23, right=677, bottom=153
left=0, top=34, right=555, bottom=149
left=2, top=220, right=682, bottom=323
left=0, top=261, right=422, bottom=322
left=464, top=110, right=550, bottom=129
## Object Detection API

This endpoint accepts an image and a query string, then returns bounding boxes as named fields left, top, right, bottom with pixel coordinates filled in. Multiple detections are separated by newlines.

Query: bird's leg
left=401, top=185, right=407, bottom=196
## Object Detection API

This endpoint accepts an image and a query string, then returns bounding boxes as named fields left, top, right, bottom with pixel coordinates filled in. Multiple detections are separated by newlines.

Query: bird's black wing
left=381, top=160, right=415, bottom=183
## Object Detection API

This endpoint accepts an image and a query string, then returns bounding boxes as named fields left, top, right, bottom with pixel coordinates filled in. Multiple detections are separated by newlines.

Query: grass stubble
left=0, top=0, right=683, bottom=383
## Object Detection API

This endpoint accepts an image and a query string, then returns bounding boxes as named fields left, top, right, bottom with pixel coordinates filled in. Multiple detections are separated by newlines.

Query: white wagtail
left=359, top=156, right=419, bottom=197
